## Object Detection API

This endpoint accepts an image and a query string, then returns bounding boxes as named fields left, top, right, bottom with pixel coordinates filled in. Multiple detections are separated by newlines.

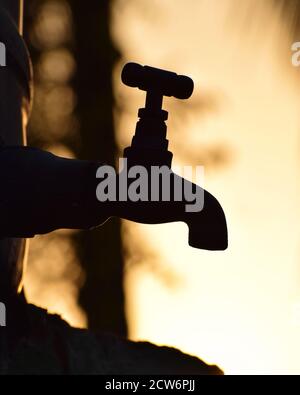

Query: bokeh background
left=21, top=0, right=300, bottom=374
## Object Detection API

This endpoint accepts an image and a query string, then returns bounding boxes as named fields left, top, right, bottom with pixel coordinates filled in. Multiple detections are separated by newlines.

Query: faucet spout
left=110, top=171, right=228, bottom=251
left=186, top=189, right=228, bottom=251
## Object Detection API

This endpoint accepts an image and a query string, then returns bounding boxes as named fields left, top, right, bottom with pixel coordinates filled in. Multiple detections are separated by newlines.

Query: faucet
left=116, top=63, right=228, bottom=250
left=0, top=63, right=227, bottom=251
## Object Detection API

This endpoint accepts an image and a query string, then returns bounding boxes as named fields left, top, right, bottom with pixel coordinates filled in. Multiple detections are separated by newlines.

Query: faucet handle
left=122, top=62, right=194, bottom=100
left=122, top=62, right=194, bottom=167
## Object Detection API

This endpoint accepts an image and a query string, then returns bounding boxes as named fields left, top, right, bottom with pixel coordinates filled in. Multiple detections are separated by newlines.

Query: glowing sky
left=112, top=0, right=300, bottom=374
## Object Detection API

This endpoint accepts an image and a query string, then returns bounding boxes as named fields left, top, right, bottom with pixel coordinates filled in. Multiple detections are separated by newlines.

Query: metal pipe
left=1, top=0, right=23, bottom=32
left=0, top=0, right=30, bottom=298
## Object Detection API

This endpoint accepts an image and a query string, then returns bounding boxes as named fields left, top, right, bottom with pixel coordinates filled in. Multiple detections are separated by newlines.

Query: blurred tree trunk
left=69, top=0, right=127, bottom=336
left=276, top=0, right=300, bottom=33
left=24, top=0, right=127, bottom=336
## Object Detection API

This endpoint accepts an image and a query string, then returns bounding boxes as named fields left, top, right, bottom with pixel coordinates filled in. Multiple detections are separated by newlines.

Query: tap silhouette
left=0, top=63, right=227, bottom=251
left=116, top=63, right=228, bottom=250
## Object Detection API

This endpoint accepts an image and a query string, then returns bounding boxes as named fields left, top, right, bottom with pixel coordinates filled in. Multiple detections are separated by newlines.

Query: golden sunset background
left=22, top=0, right=300, bottom=374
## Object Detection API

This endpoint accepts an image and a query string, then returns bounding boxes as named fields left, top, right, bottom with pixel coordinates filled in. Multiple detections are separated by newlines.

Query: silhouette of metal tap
left=0, top=62, right=227, bottom=251
left=118, top=63, right=228, bottom=250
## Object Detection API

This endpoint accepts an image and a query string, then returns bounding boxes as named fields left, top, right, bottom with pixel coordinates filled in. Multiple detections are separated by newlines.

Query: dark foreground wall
left=0, top=301, right=222, bottom=375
